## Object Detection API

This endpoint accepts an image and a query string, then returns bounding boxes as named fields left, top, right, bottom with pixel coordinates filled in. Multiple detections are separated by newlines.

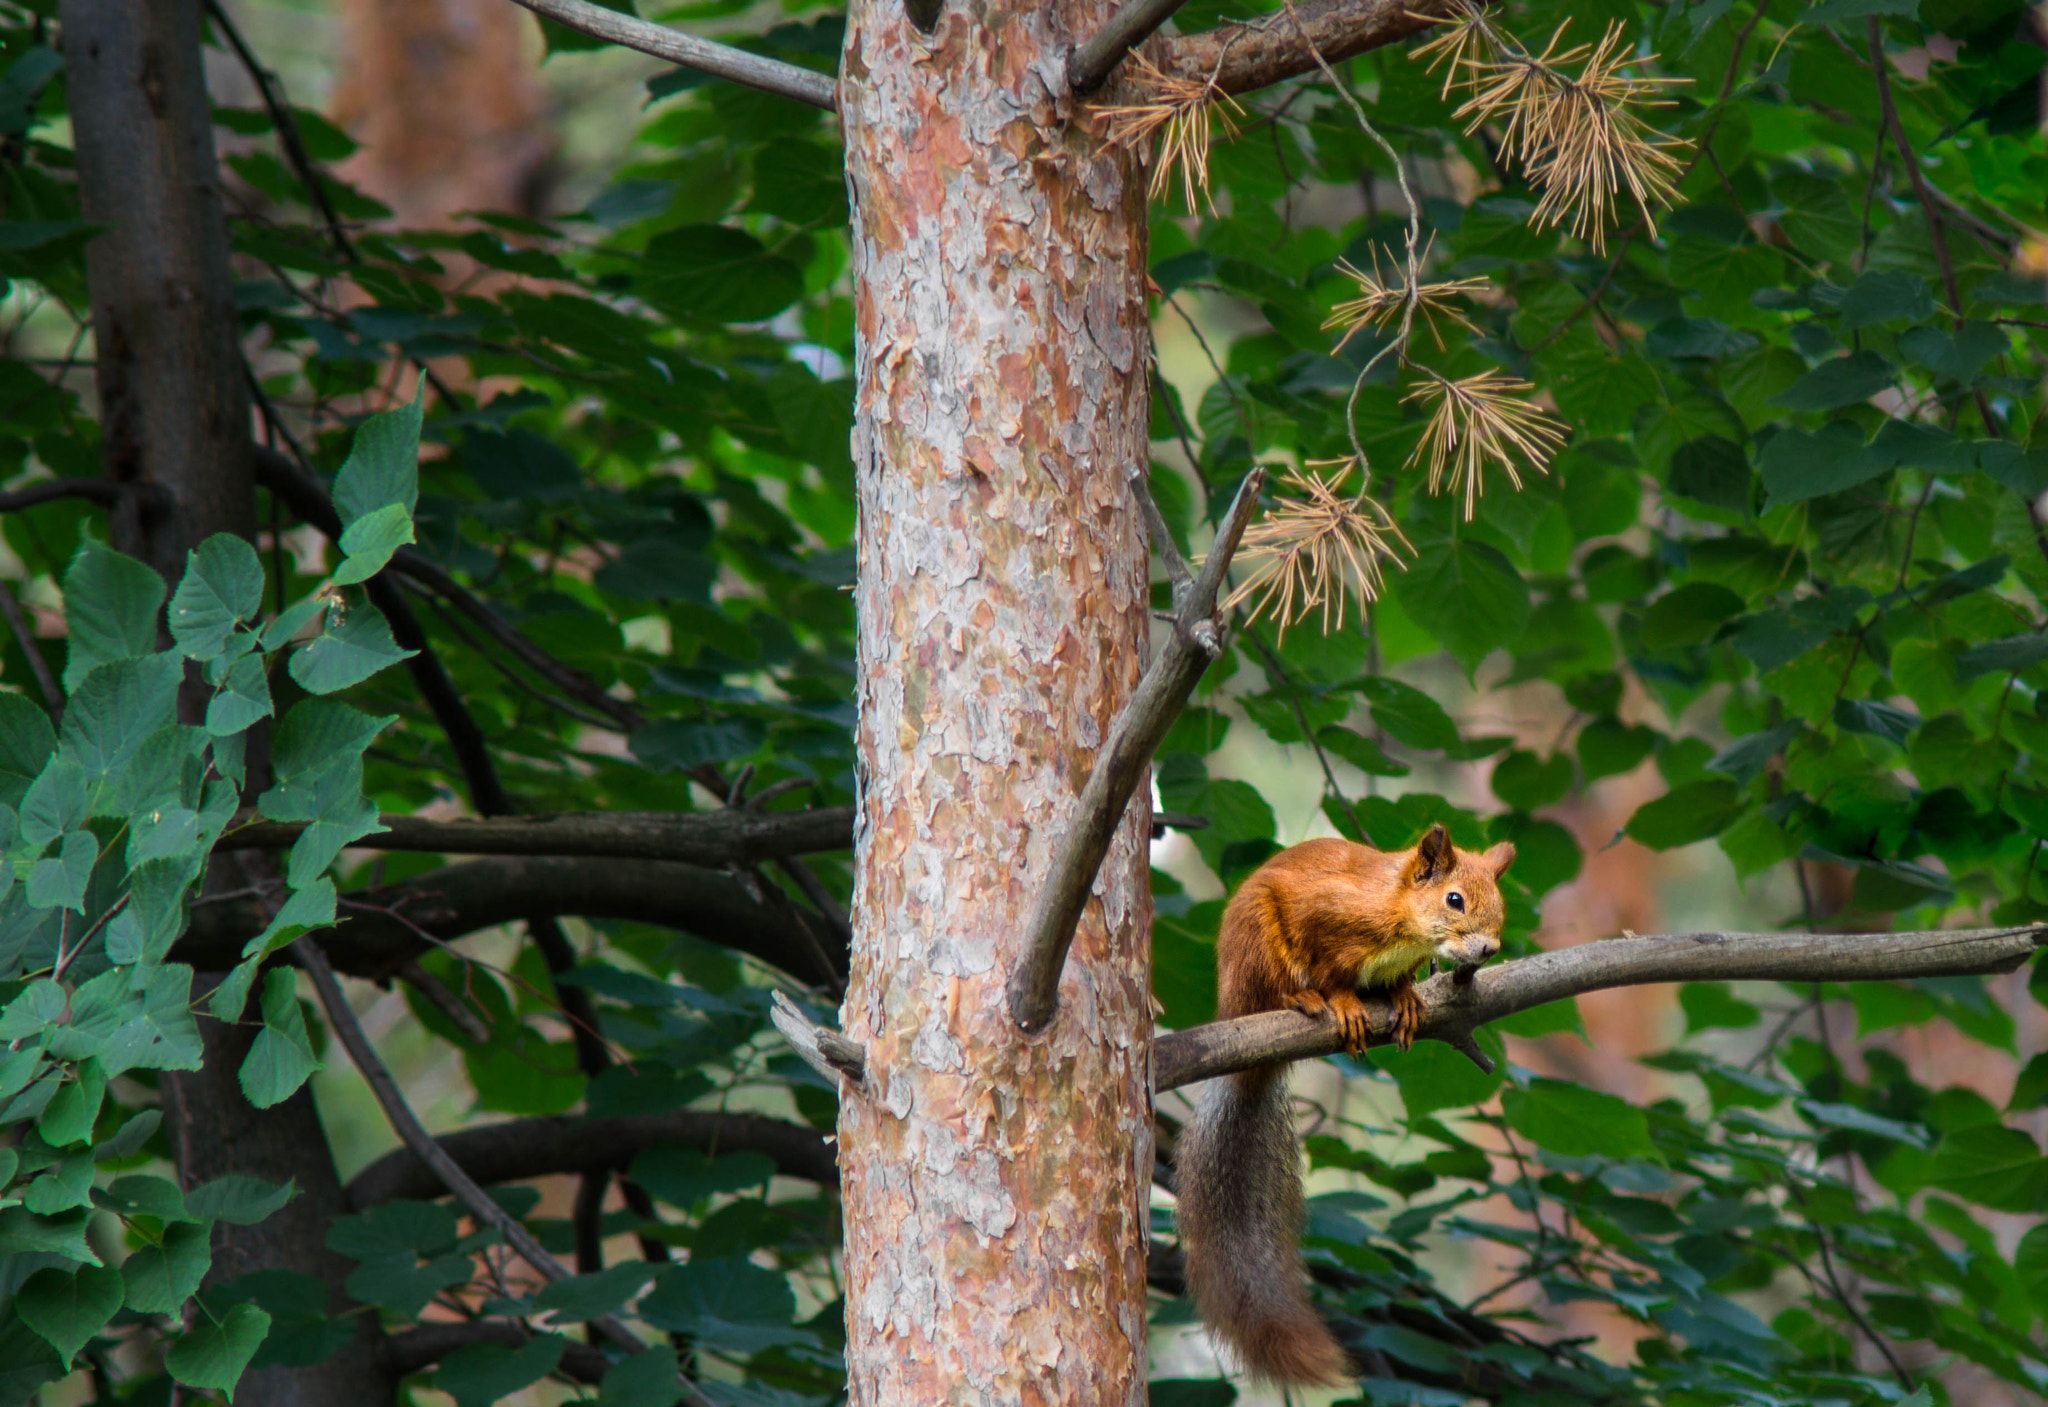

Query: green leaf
left=2016, top=1222, right=2048, bottom=1314
left=1899, top=322, right=2009, bottom=382
left=165, top=1302, right=272, bottom=1400
left=629, top=718, right=767, bottom=773
left=1625, top=779, right=1744, bottom=850
left=169, top=535, right=265, bottom=660
left=14, top=1263, right=124, bottom=1366
left=101, top=962, right=205, bottom=1074
left=1371, top=1037, right=1503, bottom=1119
left=1768, top=352, right=1893, bottom=412
left=639, top=1257, right=809, bottom=1352
left=332, top=502, right=416, bottom=586
left=262, top=756, right=382, bottom=889
left=61, top=538, right=167, bottom=691
left=1501, top=1079, right=1656, bottom=1159
left=1930, top=1125, right=2047, bottom=1211
left=1392, top=538, right=1530, bottom=677
left=433, top=1335, right=566, bottom=1407
left=36, top=1057, right=104, bottom=1147
left=637, top=226, right=804, bottom=324
left=238, top=967, right=322, bottom=1109
left=96, top=1173, right=191, bottom=1221
left=1354, top=677, right=1461, bottom=752
left=0, top=693, right=56, bottom=808
left=1797, top=0, right=1917, bottom=24
left=242, top=879, right=338, bottom=961
left=628, top=1147, right=778, bottom=1210
left=269, top=699, right=395, bottom=782
left=332, top=382, right=423, bottom=527
left=1577, top=716, right=1658, bottom=782
left=1490, top=750, right=1571, bottom=810
left=531, top=1263, right=657, bottom=1321
left=205, top=651, right=275, bottom=736
left=1837, top=271, right=1935, bottom=330
left=60, top=654, right=182, bottom=790
left=597, top=1348, right=684, bottom=1407
left=186, top=1174, right=296, bottom=1225
left=1314, top=725, right=1409, bottom=777
left=17, top=758, right=86, bottom=847
left=28, top=829, right=98, bottom=913
left=287, top=601, right=415, bottom=694
left=1956, top=632, right=2048, bottom=682
left=123, top=1220, right=214, bottom=1313
left=1493, top=997, right=1584, bottom=1040
left=1679, top=982, right=1761, bottom=1034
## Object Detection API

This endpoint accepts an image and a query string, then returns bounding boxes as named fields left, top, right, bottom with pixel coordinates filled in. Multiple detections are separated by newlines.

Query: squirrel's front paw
left=1388, top=984, right=1425, bottom=1051
left=1325, top=991, right=1371, bottom=1054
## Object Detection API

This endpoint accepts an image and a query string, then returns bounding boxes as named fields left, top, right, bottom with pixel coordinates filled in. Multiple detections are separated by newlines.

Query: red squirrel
left=1173, top=826, right=1515, bottom=1385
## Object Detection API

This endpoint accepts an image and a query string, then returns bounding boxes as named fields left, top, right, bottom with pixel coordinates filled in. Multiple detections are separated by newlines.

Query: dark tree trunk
left=60, top=4, right=394, bottom=1402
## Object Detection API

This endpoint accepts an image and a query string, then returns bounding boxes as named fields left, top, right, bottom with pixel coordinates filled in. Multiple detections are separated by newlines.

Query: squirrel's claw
left=1388, top=983, right=1424, bottom=1051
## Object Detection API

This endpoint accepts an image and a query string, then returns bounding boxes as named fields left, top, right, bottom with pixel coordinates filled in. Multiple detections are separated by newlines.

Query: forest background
left=1, top=0, right=2047, bottom=1404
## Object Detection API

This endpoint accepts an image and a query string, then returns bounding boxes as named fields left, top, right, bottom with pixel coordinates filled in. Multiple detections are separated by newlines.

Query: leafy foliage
left=0, top=0, right=2044, bottom=1402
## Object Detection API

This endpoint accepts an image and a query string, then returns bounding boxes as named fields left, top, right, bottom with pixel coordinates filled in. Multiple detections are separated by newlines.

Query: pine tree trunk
left=60, top=6, right=394, bottom=1403
left=837, top=3, right=1157, bottom=1399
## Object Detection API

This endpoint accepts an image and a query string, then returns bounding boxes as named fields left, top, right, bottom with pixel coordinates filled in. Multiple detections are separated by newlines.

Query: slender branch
left=218, top=806, right=856, bottom=866
left=0, top=477, right=159, bottom=515
left=295, top=937, right=679, bottom=1377
left=1006, top=466, right=1266, bottom=1032
left=501, top=0, right=836, bottom=111
left=177, top=855, right=846, bottom=984
left=0, top=578, right=60, bottom=712
left=346, top=1105, right=840, bottom=1208
left=769, top=991, right=868, bottom=1089
left=382, top=1323, right=611, bottom=1384
left=1136, top=470, right=1196, bottom=604
left=1152, top=0, right=1459, bottom=97
left=804, top=925, right=2048, bottom=1087
left=1070, top=0, right=1194, bottom=95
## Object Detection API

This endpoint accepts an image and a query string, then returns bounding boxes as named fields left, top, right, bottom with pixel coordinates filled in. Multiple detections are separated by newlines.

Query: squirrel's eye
left=1447, top=891, right=1465, bottom=912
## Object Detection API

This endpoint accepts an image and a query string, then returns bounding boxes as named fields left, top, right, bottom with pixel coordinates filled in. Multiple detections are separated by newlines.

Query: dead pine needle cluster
left=1324, top=238, right=1490, bottom=353
left=1221, top=462, right=1411, bottom=637
left=1403, top=369, right=1568, bottom=521
left=1096, top=49, right=1244, bottom=213
left=1416, top=6, right=1689, bottom=250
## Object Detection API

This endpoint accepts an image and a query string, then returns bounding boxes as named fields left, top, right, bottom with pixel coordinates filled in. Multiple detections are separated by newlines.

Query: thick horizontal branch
left=175, top=855, right=844, bottom=987
left=1070, top=0, right=1192, bottom=94
left=788, top=925, right=2048, bottom=1090
left=382, top=1323, right=610, bottom=1383
left=347, top=1108, right=839, bottom=1208
left=218, top=807, right=856, bottom=867
left=1155, top=924, right=2048, bottom=1090
left=504, top=0, right=835, bottom=110
left=1007, top=468, right=1264, bottom=1032
left=1155, top=0, right=1457, bottom=97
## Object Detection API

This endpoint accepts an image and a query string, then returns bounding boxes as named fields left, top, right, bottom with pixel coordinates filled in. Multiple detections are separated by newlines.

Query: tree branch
left=346, top=1107, right=840, bottom=1208
left=176, top=855, right=845, bottom=986
left=1007, top=467, right=1264, bottom=1032
left=801, top=925, right=2048, bottom=1087
left=0, top=477, right=163, bottom=516
left=295, top=937, right=677, bottom=1378
left=382, top=1323, right=611, bottom=1384
left=1152, top=0, right=1458, bottom=97
left=502, top=0, right=836, bottom=111
left=1070, top=0, right=1193, bottom=95
left=0, top=578, right=60, bottom=713
left=217, top=806, right=856, bottom=866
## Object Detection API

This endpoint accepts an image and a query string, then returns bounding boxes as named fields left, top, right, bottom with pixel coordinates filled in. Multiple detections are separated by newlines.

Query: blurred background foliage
left=1, top=0, right=2047, bottom=1402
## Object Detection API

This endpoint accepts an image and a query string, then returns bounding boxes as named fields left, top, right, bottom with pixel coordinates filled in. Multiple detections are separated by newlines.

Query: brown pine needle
left=1096, top=50, right=1244, bottom=213
left=1401, top=370, right=1568, bottom=521
left=1221, top=461, right=1412, bottom=638
left=1411, top=2, right=1502, bottom=100
left=1324, top=240, right=1489, bottom=352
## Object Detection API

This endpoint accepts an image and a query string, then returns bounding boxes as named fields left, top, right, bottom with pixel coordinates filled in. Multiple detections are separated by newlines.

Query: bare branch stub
left=1070, top=0, right=1195, bottom=95
left=503, top=0, right=837, bottom=111
left=1006, top=468, right=1266, bottom=1033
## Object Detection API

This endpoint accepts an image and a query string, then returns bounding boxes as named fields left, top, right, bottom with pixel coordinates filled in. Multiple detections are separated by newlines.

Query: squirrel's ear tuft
left=1407, top=823, right=1454, bottom=885
left=1483, top=840, right=1516, bottom=879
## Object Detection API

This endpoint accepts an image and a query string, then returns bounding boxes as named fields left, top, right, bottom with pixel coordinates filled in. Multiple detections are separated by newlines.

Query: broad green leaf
left=1578, top=717, right=1658, bottom=782
left=637, top=225, right=804, bottom=324
left=164, top=1301, right=271, bottom=1400
left=0, top=1206, right=97, bottom=1262
left=36, top=1057, right=104, bottom=1147
left=100, top=962, right=205, bottom=1075
left=123, top=1220, right=213, bottom=1313
left=60, top=654, right=183, bottom=792
left=1837, top=271, right=1935, bottom=329
left=60, top=538, right=166, bottom=691
left=238, top=968, right=322, bottom=1109
left=169, top=534, right=264, bottom=660
left=96, top=1173, right=191, bottom=1221
left=1490, top=750, right=1571, bottom=811
left=1501, top=1079, right=1657, bottom=1160
left=332, top=382, right=423, bottom=527
left=1930, top=1125, right=2047, bottom=1212
left=1625, top=779, right=1744, bottom=850
left=630, top=718, right=767, bottom=773
left=2017, top=1222, right=2048, bottom=1315
left=531, top=1263, right=657, bottom=1321
left=1371, top=1036, right=1503, bottom=1118
left=1767, top=352, right=1893, bottom=412
left=597, top=1347, right=684, bottom=1407
left=27, top=829, right=98, bottom=913
left=205, top=651, right=274, bottom=736
left=186, top=1173, right=296, bottom=1225
left=268, top=699, right=395, bottom=782
left=261, top=756, right=381, bottom=888
left=1314, top=725, right=1409, bottom=777
left=1355, top=677, right=1461, bottom=753
left=242, top=878, right=338, bottom=961
left=1679, top=982, right=1760, bottom=1034
left=639, top=1257, right=809, bottom=1352
left=14, top=1263, right=124, bottom=1366
left=0, top=693, right=55, bottom=808
left=17, top=756, right=87, bottom=847
left=433, top=1334, right=567, bottom=1407
left=1393, top=538, right=1530, bottom=677
left=332, top=502, right=415, bottom=586
left=287, top=601, right=414, bottom=694
left=628, top=1147, right=778, bottom=1209
left=1899, top=322, right=2009, bottom=382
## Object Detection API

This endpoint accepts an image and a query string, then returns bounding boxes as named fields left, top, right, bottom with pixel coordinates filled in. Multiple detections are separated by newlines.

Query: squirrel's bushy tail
left=1174, top=1066, right=1351, bottom=1387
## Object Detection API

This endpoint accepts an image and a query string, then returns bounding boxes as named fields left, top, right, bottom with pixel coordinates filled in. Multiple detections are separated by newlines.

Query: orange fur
left=1177, top=826, right=1515, bottom=1387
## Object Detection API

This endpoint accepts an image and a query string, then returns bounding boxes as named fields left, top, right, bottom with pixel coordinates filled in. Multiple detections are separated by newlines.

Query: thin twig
left=1007, top=467, right=1267, bottom=1032
left=295, top=936, right=701, bottom=1395
left=0, top=578, right=60, bottom=711
left=502, top=0, right=836, bottom=110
